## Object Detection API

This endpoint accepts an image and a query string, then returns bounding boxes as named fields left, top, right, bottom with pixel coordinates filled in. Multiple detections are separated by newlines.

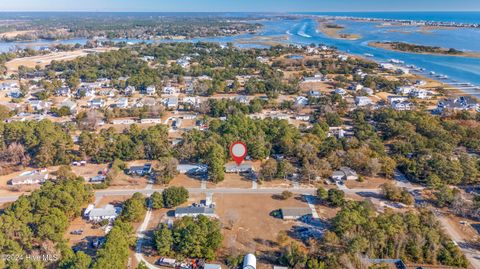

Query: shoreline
left=368, top=41, right=480, bottom=59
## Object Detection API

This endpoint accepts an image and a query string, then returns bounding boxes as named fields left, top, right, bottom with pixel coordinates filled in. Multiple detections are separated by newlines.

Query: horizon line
left=1, top=10, right=480, bottom=13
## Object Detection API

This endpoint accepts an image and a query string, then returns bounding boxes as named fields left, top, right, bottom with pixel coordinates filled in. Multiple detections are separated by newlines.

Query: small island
left=369, top=41, right=480, bottom=58
left=317, top=22, right=362, bottom=40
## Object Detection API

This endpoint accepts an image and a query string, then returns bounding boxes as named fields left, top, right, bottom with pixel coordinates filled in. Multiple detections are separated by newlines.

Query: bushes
left=380, top=182, right=414, bottom=205
left=162, top=186, right=189, bottom=208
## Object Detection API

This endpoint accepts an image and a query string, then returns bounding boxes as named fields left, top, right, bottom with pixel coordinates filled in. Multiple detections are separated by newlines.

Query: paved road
left=135, top=205, right=158, bottom=269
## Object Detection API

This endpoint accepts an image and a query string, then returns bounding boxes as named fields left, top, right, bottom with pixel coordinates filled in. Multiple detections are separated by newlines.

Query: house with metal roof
left=9, top=170, right=48, bottom=186
left=331, top=167, right=358, bottom=181
left=280, top=207, right=312, bottom=220
left=224, top=163, right=254, bottom=173
left=174, top=206, right=216, bottom=218
left=84, top=204, right=120, bottom=222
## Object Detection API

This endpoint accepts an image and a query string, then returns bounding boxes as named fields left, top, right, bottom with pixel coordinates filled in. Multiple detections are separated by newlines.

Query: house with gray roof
left=174, top=206, right=216, bottom=218
left=280, top=207, right=312, bottom=220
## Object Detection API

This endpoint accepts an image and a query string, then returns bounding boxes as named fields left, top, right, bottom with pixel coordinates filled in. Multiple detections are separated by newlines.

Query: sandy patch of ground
left=163, top=173, right=202, bottom=188
left=208, top=173, right=253, bottom=189
left=5, top=47, right=117, bottom=74
left=345, top=176, right=389, bottom=189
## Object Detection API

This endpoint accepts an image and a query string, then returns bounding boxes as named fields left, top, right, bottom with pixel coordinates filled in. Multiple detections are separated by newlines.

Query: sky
left=0, top=0, right=480, bottom=12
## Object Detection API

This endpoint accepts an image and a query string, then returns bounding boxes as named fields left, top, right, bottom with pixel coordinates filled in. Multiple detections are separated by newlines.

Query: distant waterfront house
left=9, top=170, right=48, bottom=186
left=437, top=96, right=478, bottom=112
left=280, top=207, right=312, bottom=220
left=84, top=204, right=120, bottom=222
left=224, top=163, right=254, bottom=173
left=331, top=167, right=358, bottom=181
left=0, top=82, right=19, bottom=91
left=395, top=86, right=416, bottom=95
left=174, top=206, right=216, bottom=218
left=409, top=89, right=428, bottom=99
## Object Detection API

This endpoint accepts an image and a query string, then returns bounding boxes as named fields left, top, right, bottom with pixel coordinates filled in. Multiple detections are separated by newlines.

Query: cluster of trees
left=374, top=109, right=480, bottom=187
left=382, top=42, right=463, bottom=55
left=153, top=215, right=223, bottom=261
left=0, top=120, right=75, bottom=167
left=380, top=182, right=414, bottom=205
left=279, top=201, right=469, bottom=268
left=151, top=186, right=189, bottom=209
left=79, top=124, right=170, bottom=163
left=206, top=98, right=265, bottom=117
left=0, top=177, right=93, bottom=268
left=317, top=187, right=346, bottom=207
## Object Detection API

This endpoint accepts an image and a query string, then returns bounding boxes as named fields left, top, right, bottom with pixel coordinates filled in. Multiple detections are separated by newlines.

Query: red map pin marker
left=230, top=141, right=247, bottom=165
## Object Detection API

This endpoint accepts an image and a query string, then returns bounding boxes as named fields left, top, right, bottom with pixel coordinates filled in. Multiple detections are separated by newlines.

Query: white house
left=174, top=206, right=216, bottom=218
left=89, top=98, right=105, bottom=108
left=294, top=96, right=309, bottom=106
left=9, top=170, right=48, bottom=186
left=392, top=101, right=413, bottom=111
left=165, top=97, right=179, bottom=109
left=332, top=167, right=358, bottom=181
left=162, top=86, right=178, bottom=95
left=387, top=96, right=409, bottom=104
left=0, top=82, right=18, bottom=91
left=144, top=86, right=156, bottom=96
left=112, top=118, right=136, bottom=125
left=140, top=118, right=162, bottom=124
left=84, top=204, right=119, bottom=222
left=355, top=96, right=373, bottom=107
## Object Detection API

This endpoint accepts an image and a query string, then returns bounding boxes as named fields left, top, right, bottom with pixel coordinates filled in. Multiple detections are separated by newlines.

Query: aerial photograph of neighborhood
left=0, top=0, right=480, bottom=269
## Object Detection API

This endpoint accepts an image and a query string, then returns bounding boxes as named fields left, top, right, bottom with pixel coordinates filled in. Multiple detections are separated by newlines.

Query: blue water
left=1, top=12, right=480, bottom=96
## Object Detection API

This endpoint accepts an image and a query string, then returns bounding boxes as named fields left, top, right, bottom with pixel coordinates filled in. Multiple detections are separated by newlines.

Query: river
left=1, top=14, right=480, bottom=96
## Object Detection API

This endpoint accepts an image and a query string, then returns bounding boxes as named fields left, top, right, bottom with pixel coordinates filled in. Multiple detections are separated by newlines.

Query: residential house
left=77, top=86, right=96, bottom=98
left=387, top=96, right=409, bottom=104
left=55, top=87, right=71, bottom=97
left=90, top=175, right=106, bottom=183
left=144, top=86, right=156, bottom=96
left=224, top=163, right=254, bottom=173
left=234, top=95, right=249, bottom=104
left=280, top=208, right=312, bottom=220
left=84, top=204, right=119, bottom=222
left=437, top=96, right=478, bottom=112
left=360, top=87, right=374, bottom=96
left=128, top=163, right=152, bottom=176
left=28, top=100, right=50, bottom=111
left=116, top=97, right=129, bottom=108
left=295, top=115, right=310, bottom=121
left=140, top=118, right=162, bottom=124
left=409, top=89, right=428, bottom=99
left=162, top=86, right=178, bottom=95
left=308, top=90, right=321, bottom=98
left=355, top=96, right=373, bottom=107
left=392, top=100, right=413, bottom=111
left=9, top=170, right=48, bottom=186
left=395, top=86, right=416, bottom=95
left=89, top=98, right=105, bottom=108
left=177, top=164, right=208, bottom=174
left=331, top=167, right=358, bottom=181
left=294, top=96, right=309, bottom=106
left=136, top=97, right=156, bottom=108
left=334, top=88, right=347, bottom=95
left=302, top=73, right=325, bottom=83
left=165, top=97, right=179, bottom=109
left=60, top=100, right=77, bottom=113
left=124, top=86, right=135, bottom=96
left=112, top=118, right=136, bottom=125
left=174, top=206, right=216, bottom=218
left=0, top=82, right=18, bottom=91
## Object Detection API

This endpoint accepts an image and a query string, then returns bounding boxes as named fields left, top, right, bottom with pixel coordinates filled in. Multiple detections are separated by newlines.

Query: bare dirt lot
left=215, top=193, right=309, bottom=268
left=164, top=173, right=202, bottom=188
left=208, top=173, right=253, bottom=189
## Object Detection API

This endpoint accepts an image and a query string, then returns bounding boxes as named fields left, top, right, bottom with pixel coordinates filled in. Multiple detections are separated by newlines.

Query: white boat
left=430, top=71, right=436, bottom=75
left=364, top=53, right=374, bottom=57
